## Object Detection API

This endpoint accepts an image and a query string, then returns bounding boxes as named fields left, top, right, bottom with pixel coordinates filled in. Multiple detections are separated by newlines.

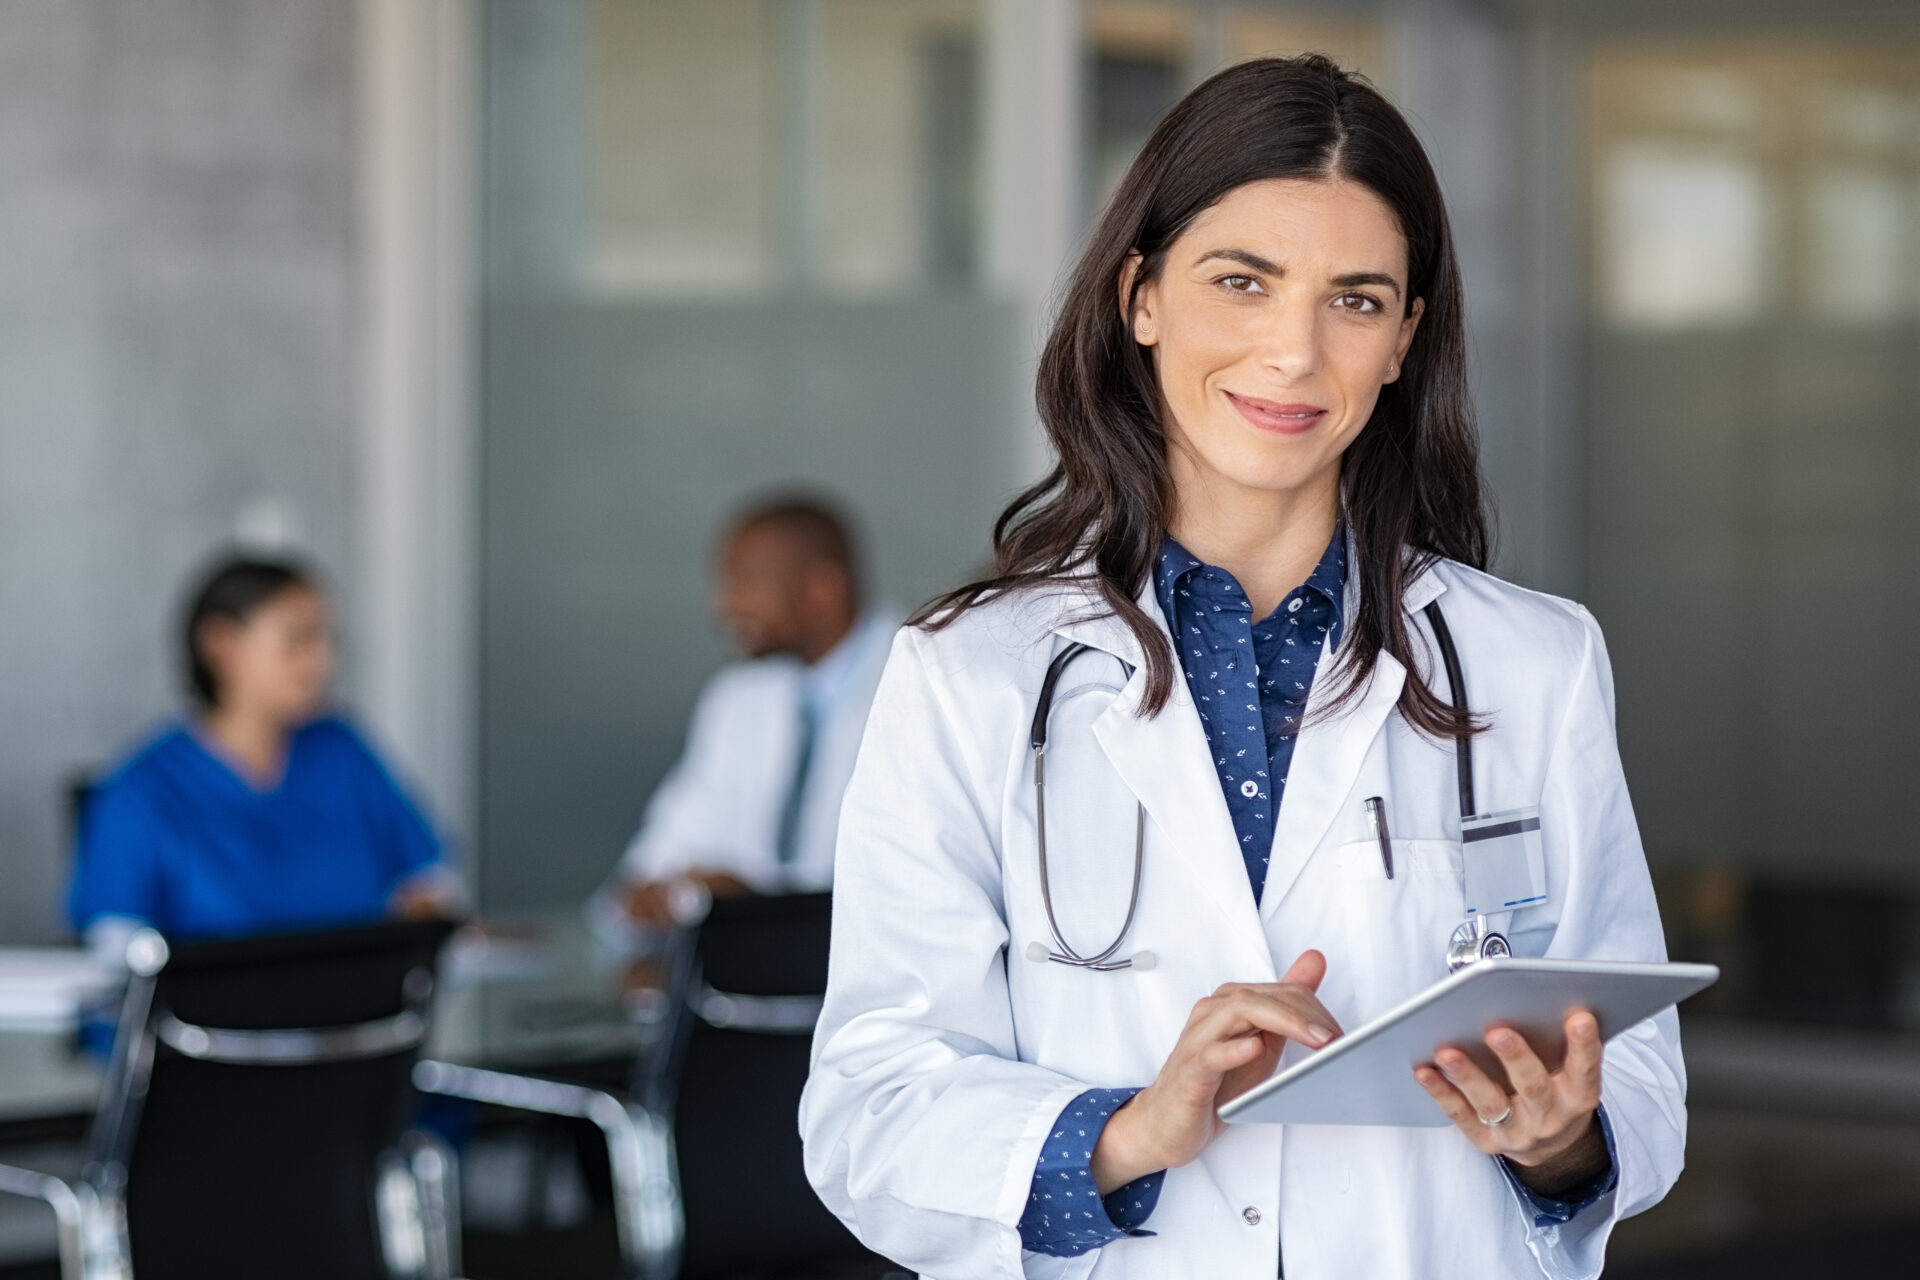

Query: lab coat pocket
left=1019, top=1249, right=1100, bottom=1280
left=1335, top=839, right=1464, bottom=1022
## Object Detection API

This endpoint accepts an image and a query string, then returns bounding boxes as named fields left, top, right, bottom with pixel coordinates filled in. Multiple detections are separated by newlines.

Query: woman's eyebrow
left=1194, top=249, right=1405, bottom=300
left=1195, top=248, right=1282, bottom=274
left=1331, top=271, right=1403, bottom=299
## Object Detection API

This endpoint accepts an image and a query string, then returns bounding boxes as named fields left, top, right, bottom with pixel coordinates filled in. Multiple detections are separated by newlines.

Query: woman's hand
left=1090, top=950, right=1339, bottom=1194
left=1413, top=1009, right=1609, bottom=1195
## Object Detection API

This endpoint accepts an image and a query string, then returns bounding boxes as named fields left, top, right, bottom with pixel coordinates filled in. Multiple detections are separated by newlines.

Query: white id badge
left=1460, top=806, right=1546, bottom=917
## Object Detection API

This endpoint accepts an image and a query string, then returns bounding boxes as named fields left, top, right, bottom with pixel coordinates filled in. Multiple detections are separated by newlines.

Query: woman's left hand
left=1413, top=1009, right=1609, bottom=1194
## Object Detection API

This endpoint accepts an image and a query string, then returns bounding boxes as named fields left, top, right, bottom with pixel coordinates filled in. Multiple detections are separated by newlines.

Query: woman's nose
left=1257, top=299, right=1325, bottom=382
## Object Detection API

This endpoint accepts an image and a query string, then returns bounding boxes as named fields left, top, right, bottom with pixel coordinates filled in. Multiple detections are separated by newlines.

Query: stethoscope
left=1424, top=602, right=1514, bottom=973
left=1023, top=602, right=1510, bottom=975
left=1024, top=642, right=1154, bottom=971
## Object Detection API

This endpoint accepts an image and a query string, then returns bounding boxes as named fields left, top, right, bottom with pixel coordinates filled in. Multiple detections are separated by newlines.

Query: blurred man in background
left=593, top=494, right=895, bottom=933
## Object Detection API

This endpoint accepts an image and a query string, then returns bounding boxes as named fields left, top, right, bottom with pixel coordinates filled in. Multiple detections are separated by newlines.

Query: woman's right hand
left=1090, top=950, right=1339, bottom=1193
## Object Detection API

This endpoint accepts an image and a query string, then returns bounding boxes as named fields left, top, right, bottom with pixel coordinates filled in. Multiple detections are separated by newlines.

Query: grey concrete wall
left=0, top=0, right=358, bottom=940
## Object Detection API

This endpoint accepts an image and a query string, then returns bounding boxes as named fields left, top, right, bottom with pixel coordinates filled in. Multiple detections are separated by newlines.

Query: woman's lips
left=1225, top=391, right=1327, bottom=436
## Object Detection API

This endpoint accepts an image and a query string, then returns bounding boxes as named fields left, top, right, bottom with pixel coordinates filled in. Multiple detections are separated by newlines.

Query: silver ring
left=1479, top=1106, right=1513, bottom=1127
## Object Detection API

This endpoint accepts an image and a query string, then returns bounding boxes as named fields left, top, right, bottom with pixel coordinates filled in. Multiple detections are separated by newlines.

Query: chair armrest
left=686, top=984, right=822, bottom=1033
left=411, top=1060, right=681, bottom=1277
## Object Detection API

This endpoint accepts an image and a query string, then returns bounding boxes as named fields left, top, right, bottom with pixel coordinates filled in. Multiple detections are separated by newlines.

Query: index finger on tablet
left=1215, top=987, right=1341, bottom=1048
left=1259, top=982, right=1344, bottom=1043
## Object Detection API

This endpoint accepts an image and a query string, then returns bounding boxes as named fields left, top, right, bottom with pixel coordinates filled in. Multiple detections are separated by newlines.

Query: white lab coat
left=610, top=612, right=896, bottom=895
left=800, top=560, right=1685, bottom=1280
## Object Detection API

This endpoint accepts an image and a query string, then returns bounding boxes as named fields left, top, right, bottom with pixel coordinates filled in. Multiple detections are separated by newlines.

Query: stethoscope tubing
left=1422, top=600, right=1476, bottom=819
left=1035, top=755, right=1145, bottom=970
left=1029, top=599, right=1497, bottom=974
left=1031, top=643, right=1147, bottom=970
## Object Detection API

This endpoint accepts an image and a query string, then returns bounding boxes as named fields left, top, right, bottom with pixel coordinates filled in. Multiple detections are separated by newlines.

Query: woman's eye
left=1334, top=292, right=1382, bottom=314
left=1218, top=274, right=1263, bottom=294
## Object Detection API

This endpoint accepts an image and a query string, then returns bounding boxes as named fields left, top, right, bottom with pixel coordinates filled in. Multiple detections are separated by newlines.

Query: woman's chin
left=1196, top=453, right=1343, bottom=504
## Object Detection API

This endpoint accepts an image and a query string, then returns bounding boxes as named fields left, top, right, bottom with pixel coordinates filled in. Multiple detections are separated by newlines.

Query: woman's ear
left=1117, top=252, right=1157, bottom=346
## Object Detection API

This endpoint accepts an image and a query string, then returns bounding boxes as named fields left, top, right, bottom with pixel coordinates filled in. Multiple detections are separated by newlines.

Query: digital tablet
left=1217, top=958, right=1719, bottom=1128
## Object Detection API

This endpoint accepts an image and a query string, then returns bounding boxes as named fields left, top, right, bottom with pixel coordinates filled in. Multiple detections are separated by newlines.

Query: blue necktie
left=776, top=690, right=818, bottom=868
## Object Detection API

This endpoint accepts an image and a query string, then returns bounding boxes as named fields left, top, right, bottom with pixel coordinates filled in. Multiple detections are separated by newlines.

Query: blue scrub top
left=68, top=715, right=443, bottom=940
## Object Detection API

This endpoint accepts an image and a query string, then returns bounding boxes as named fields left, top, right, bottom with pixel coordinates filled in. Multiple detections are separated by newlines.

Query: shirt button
left=1243, top=1206, right=1262, bottom=1226
left=1287, top=598, right=1302, bottom=613
left=1240, top=780, right=1258, bottom=798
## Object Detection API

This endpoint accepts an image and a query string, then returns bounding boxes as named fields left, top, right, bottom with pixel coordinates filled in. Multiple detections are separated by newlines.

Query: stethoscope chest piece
left=1446, top=919, right=1511, bottom=973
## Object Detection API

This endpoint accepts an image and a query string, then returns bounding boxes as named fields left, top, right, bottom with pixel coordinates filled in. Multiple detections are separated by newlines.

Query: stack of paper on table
left=0, top=949, right=118, bottom=1031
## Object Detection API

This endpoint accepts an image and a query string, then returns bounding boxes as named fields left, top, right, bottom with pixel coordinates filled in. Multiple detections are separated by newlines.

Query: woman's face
left=200, top=585, right=334, bottom=725
left=1126, top=177, right=1424, bottom=516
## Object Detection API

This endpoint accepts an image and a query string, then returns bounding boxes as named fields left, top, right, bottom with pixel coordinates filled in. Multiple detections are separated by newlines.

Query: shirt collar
left=1154, top=525, right=1347, bottom=630
left=799, top=609, right=891, bottom=711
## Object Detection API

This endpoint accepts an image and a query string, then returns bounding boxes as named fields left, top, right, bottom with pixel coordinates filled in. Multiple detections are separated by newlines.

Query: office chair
left=62, top=771, right=95, bottom=856
left=416, top=891, right=893, bottom=1280
left=664, top=891, right=879, bottom=1277
left=0, top=917, right=462, bottom=1280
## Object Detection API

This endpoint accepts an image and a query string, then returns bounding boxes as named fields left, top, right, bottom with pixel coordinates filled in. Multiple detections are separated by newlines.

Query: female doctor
left=800, top=56, right=1683, bottom=1280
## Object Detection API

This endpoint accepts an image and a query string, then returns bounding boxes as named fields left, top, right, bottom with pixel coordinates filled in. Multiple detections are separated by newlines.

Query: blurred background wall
left=0, top=0, right=362, bottom=939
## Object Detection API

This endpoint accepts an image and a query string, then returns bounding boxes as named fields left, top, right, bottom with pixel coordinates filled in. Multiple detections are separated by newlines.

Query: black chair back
left=112, top=917, right=457, bottom=1280
left=668, top=892, right=873, bottom=1277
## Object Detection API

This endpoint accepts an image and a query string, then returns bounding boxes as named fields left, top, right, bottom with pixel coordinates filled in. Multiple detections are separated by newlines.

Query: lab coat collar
left=1045, top=538, right=1448, bottom=663
left=1042, top=545, right=1448, bottom=952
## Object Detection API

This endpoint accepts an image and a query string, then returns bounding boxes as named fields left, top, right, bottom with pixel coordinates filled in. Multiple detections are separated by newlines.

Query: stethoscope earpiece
left=1025, top=939, right=1156, bottom=972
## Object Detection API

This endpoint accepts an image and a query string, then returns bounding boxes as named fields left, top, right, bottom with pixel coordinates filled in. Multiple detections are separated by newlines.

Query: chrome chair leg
left=412, top=1060, right=683, bottom=1279
left=407, top=1129, right=462, bottom=1280
left=0, top=1165, right=132, bottom=1280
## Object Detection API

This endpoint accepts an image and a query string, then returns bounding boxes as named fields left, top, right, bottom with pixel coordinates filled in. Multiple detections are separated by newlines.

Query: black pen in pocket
left=1363, top=796, right=1393, bottom=879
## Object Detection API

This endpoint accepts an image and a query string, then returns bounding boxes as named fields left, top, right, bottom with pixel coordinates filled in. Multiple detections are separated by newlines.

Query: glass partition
left=479, top=0, right=1007, bottom=908
left=1585, top=39, right=1920, bottom=1032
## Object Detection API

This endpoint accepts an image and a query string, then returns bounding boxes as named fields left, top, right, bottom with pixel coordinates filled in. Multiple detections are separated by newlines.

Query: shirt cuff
left=1018, top=1087, right=1166, bottom=1257
left=1497, top=1104, right=1620, bottom=1227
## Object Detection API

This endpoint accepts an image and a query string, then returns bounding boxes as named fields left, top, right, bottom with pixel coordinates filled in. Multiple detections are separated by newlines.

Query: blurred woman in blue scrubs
left=69, top=555, right=457, bottom=948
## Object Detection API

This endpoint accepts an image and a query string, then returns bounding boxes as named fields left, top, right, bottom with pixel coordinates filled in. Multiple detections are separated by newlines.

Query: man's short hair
left=728, top=492, right=862, bottom=586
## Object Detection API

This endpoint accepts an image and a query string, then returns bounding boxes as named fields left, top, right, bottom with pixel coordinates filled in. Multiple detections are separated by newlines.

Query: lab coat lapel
left=1259, top=647, right=1405, bottom=921
left=1259, top=562, right=1447, bottom=921
left=1050, top=588, right=1273, bottom=971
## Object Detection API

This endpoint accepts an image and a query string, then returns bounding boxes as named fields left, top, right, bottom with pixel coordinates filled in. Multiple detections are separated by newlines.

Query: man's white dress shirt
left=605, top=611, right=897, bottom=907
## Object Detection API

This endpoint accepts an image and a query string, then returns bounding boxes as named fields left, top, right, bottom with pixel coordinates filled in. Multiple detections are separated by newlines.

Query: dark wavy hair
left=913, top=54, right=1489, bottom=738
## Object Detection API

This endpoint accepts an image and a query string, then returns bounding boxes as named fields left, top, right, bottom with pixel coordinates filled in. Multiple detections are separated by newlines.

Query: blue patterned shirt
left=1018, top=1089, right=1161, bottom=1255
left=1153, top=533, right=1347, bottom=902
left=1017, top=532, right=1613, bottom=1256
